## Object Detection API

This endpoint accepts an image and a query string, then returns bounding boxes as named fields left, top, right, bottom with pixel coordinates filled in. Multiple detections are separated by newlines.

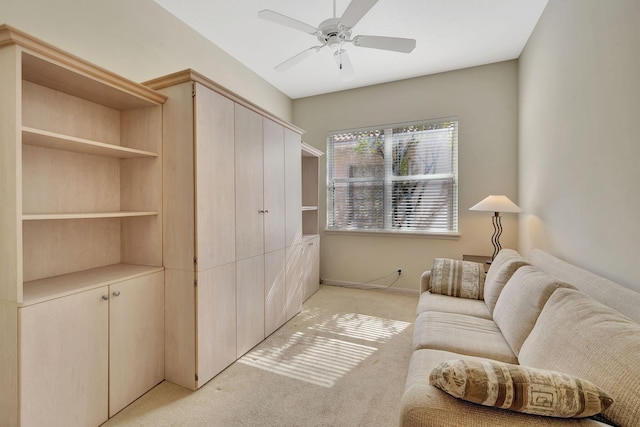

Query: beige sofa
left=399, top=249, right=640, bottom=427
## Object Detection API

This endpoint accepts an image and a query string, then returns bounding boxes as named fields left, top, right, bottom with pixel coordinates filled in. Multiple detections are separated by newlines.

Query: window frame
left=326, top=118, right=459, bottom=237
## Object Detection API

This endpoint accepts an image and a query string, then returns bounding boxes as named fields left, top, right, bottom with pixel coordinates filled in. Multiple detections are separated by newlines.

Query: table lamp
left=469, top=195, right=522, bottom=260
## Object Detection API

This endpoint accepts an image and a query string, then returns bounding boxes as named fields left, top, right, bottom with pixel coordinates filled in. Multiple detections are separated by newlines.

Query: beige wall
left=1, top=0, right=292, bottom=121
left=518, top=0, right=640, bottom=291
left=293, top=61, right=519, bottom=293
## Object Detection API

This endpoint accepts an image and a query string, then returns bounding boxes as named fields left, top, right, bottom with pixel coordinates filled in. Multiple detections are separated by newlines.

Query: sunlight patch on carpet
left=238, top=331, right=376, bottom=387
left=308, top=313, right=411, bottom=343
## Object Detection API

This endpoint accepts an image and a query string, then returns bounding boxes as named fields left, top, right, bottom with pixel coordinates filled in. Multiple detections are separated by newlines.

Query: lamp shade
left=469, top=195, right=522, bottom=214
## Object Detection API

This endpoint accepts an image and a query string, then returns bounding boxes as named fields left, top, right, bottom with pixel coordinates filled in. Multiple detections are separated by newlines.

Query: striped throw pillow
left=429, top=359, right=613, bottom=418
left=429, top=258, right=485, bottom=300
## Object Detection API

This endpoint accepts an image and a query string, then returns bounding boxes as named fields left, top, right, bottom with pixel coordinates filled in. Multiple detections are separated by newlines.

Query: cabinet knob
left=258, top=210, right=264, bottom=213
left=101, top=295, right=110, bottom=301
left=264, top=209, right=269, bottom=213
left=112, top=290, right=121, bottom=297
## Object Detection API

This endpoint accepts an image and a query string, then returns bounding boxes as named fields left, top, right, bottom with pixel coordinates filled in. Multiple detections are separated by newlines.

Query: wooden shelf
left=23, top=211, right=158, bottom=221
left=302, top=206, right=318, bottom=211
left=22, top=127, right=158, bottom=158
left=19, top=49, right=165, bottom=110
left=22, top=263, right=164, bottom=306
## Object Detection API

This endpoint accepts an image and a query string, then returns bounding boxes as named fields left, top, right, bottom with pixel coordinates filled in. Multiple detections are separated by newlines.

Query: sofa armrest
left=420, top=271, right=431, bottom=294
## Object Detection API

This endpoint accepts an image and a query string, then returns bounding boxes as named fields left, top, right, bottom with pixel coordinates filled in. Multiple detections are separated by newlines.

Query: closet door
left=264, top=248, right=286, bottom=336
left=235, top=105, right=264, bottom=261
left=197, top=262, right=237, bottom=385
left=262, top=118, right=285, bottom=254
left=195, top=84, right=236, bottom=270
left=236, top=254, right=265, bottom=357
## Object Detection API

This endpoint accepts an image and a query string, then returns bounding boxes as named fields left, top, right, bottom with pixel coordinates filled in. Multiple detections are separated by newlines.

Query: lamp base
left=491, top=212, right=502, bottom=260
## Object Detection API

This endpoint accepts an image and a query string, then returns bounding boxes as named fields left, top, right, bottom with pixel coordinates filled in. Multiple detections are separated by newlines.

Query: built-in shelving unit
left=301, top=142, right=323, bottom=238
left=13, top=43, right=165, bottom=297
left=0, top=24, right=166, bottom=427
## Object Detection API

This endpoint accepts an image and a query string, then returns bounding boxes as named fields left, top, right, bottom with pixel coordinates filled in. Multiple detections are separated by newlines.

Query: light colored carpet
left=103, top=285, right=417, bottom=427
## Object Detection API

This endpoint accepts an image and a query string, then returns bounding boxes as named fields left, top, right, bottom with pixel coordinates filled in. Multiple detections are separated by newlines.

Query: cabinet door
left=109, top=271, right=164, bottom=417
left=235, top=104, right=264, bottom=261
left=285, top=129, right=302, bottom=247
left=285, top=243, right=306, bottom=320
left=20, top=287, right=109, bottom=427
left=304, top=237, right=320, bottom=301
left=263, top=118, right=285, bottom=254
left=264, top=248, right=286, bottom=336
left=197, top=263, right=237, bottom=386
left=236, top=255, right=265, bottom=357
left=196, top=84, right=236, bottom=270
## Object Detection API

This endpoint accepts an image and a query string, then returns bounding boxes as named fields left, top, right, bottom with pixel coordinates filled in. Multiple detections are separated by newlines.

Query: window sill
left=324, top=228, right=461, bottom=239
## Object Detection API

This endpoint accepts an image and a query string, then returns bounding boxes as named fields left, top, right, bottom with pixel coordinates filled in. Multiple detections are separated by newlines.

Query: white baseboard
left=321, top=279, right=419, bottom=296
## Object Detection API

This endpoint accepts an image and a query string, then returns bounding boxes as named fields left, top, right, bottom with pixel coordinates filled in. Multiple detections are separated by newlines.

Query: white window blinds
left=327, top=119, right=458, bottom=234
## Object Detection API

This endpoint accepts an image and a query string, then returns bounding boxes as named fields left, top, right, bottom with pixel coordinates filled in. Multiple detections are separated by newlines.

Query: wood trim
left=0, top=24, right=166, bottom=107
left=143, top=69, right=305, bottom=135
left=301, top=141, right=324, bottom=157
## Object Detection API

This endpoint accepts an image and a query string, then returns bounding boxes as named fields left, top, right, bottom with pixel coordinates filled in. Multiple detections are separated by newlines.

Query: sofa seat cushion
left=519, top=288, right=640, bottom=427
left=416, top=292, right=492, bottom=319
left=429, top=258, right=485, bottom=300
left=430, top=358, right=613, bottom=418
left=493, top=266, right=573, bottom=356
left=413, top=311, right=517, bottom=364
left=400, top=349, right=605, bottom=427
left=484, top=249, right=530, bottom=314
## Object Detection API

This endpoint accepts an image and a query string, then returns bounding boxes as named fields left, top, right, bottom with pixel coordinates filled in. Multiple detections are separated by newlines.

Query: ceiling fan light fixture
left=327, top=35, right=342, bottom=49
left=258, top=0, right=416, bottom=73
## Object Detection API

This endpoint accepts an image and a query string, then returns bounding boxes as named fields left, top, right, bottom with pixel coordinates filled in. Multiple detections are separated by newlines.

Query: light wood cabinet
left=153, top=79, right=237, bottom=390
left=19, top=271, right=164, bottom=426
left=145, top=69, right=313, bottom=385
left=0, top=25, right=165, bottom=426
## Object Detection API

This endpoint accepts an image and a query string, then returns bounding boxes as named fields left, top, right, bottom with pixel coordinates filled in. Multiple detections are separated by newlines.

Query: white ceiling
left=154, top=0, right=548, bottom=99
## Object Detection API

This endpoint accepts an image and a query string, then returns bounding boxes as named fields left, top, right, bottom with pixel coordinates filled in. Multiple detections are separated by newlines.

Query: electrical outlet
left=397, top=269, right=402, bottom=275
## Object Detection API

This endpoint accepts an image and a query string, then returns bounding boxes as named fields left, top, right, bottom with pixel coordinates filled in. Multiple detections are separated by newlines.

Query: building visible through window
left=327, top=119, right=458, bottom=234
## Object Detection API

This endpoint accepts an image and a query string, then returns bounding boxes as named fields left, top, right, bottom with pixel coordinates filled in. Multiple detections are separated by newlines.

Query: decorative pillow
left=429, top=359, right=613, bottom=418
left=429, top=258, right=485, bottom=300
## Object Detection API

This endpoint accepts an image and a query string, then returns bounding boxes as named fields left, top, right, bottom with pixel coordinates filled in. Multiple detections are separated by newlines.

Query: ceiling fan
left=258, top=0, right=416, bottom=79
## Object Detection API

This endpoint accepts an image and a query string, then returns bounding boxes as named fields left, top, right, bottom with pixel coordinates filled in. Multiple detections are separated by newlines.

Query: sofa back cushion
left=519, top=288, right=640, bottom=427
left=493, top=266, right=572, bottom=356
left=429, top=258, right=485, bottom=300
left=484, top=249, right=530, bottom=314
left=529, top=248, right=640, bottom=323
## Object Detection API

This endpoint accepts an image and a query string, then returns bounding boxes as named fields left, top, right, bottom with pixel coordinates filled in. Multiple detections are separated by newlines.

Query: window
left=327, top=119, right=458, bottom=234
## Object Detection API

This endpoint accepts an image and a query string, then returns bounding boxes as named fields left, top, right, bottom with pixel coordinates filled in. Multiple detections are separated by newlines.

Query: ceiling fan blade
left=275, top=47, right=320, bottom=71
left=258, top=10, right=319, bottom=35
left=353, top=35, right=416, bottom=53
left=340, top=0, right=379, bottom=29
left=334, top=49, right=355, bottom=82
